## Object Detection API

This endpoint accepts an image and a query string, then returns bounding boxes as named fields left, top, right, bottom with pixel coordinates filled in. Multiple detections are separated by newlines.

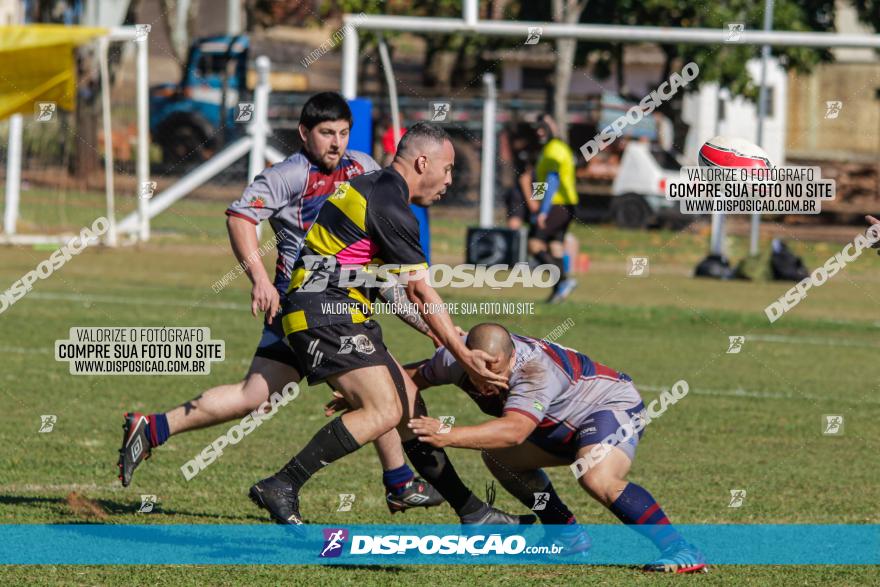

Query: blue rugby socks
left=609, top=482, right=682, bottom=549
left=146, top=413, right=170, bottom=447
left=383, top=464, right=415, bottom=496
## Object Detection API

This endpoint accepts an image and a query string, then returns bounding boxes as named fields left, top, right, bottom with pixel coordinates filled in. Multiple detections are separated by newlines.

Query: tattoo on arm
left=379, top=282, right=430, bottom=335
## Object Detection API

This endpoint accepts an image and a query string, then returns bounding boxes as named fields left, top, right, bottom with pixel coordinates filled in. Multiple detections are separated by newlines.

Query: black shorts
left=253, top=310, right=299, bottom=366
left=529, top=204, right=575, bottom=243
left=504, top=186, right=530, bottom=224
left=286, top=320, right=390, bottom=385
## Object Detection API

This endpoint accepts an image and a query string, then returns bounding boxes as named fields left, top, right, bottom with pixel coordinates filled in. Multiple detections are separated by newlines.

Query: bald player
left=402, top=323, right=706, bottom=573
left=249, top=123, right=535, bottom=527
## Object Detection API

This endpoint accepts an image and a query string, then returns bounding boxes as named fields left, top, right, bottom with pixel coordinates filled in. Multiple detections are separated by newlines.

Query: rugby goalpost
left=340, top=0, right=880, bottom=256
left=1, top=25, right=150, bottom=247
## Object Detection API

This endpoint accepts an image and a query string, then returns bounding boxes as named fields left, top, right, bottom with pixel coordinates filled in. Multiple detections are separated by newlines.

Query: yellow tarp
left=0, top=25, right=108, bottom=120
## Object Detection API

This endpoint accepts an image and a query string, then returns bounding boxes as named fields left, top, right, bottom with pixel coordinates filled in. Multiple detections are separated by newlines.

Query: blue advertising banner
left=1, top=524, right=877, bottom=565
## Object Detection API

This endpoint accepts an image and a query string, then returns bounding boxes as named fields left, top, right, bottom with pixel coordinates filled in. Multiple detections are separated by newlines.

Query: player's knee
left=579, top=471, right=620, bottom=506
left=365, top=403, right=401, bottom=434
left=239, top=378, right=273, bottom=411
left=384, top=404, right=403, bottom=429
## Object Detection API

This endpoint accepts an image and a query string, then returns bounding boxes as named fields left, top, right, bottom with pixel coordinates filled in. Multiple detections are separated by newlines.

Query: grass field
left=1, top=198, right=879, bottom=585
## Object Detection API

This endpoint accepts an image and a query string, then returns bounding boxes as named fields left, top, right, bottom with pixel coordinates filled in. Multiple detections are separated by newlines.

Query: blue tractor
left=150, top=35, right=252, bottom=165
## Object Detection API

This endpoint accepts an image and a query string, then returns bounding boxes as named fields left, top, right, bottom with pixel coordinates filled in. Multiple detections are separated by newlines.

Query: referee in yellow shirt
left=530, top=114, right=579, bottom=303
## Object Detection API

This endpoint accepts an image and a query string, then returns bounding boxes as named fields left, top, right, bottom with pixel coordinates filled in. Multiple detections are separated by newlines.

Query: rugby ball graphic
left=698, top=136, right=772, bottom=169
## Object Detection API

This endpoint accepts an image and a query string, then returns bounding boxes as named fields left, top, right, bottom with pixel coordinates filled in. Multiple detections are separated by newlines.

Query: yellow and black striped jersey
left=281, top=167, right=428, bottom=335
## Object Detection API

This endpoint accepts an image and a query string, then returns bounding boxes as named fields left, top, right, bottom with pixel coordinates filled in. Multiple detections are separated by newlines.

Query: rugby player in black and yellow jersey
left=248, top=122, right=535, bottom=526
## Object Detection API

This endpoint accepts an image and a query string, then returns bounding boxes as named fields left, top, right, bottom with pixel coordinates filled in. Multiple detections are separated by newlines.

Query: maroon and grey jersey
left=225, top=149, right=380, bottom=294
left=419, top=334, right=642, bottom=433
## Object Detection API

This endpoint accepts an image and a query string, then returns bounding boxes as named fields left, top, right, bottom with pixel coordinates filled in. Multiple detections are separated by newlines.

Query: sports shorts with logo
left=527, top=396, right=646, bottom=463
left=286, top=320, right=390, bottom=385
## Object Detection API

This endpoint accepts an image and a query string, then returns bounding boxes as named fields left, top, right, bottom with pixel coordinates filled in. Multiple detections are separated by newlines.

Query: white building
left=682, top=59, right=788, bottom=166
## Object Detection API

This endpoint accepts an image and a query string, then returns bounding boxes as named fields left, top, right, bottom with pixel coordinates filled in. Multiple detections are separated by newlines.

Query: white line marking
left=749, top=334, right=880, bottom=349
left=0, top=483, right=125, bottom=493
left=640, top=384, right=880, bottom=405
left=0, top=345, right=49, bottom=354
left=27, top=291, right=245, bottom=311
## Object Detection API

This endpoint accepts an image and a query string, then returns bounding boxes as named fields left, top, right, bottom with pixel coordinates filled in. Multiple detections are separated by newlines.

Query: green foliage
left=852, top=0, right=880, bottom=58
left=575, top=0, right=837, bottom=99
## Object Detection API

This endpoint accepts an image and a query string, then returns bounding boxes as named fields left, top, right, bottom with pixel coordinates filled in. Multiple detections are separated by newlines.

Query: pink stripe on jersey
left=336, top=238, right=379, bottom=265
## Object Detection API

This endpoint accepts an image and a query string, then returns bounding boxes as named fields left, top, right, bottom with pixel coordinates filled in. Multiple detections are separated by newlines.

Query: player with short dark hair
left=248, top=122, right=535, bottom=527
left=404, top=322, right=706, bottom=573
left=117, top=93, right=443, bottom=514
left=298, top=91, right=353, bottom=131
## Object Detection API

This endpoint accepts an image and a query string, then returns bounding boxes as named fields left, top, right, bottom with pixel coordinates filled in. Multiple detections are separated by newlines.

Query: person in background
left=504, top=131, right=537, bottom=231
left=531, top=114, right=579, bottom=303
left=381, top=113, right=406, bottom=166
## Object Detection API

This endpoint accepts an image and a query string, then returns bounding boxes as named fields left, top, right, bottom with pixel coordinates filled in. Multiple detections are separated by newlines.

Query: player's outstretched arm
left=402, top=360, right=433, bottom=389
left=409, top=412, right=536, bottom=450
left=377, top=281, right=442, bottom=346
left=226, top=215, right=279, bottom=322
left=401, top=269, right=507, bottom=392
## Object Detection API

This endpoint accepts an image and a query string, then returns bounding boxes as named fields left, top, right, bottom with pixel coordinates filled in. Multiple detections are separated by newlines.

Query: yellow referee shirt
left=535, top=138, right=578, bottom=206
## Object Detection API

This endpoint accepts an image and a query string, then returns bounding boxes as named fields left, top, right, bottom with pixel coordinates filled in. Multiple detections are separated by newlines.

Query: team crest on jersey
left=249, top=196, right=265, bottom=208
left=330, top=183, right=348, bottom=200
left=338, top=335, right=375, bottom=355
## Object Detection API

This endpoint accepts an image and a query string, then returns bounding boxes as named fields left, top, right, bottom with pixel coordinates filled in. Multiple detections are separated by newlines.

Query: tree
left=852, top=1, right=880, bottom=35
left=572, top=0, right=837, bottom=152
left=551, top=0, right=588, bottom=142
left=319, top=0, right=517, bottom=90
left=159, top=0, right=202, bottom=65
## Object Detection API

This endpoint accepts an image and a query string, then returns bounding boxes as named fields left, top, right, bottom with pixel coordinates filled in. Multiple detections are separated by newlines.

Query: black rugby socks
left=403, top=438, right=482, bottom=516
left=276, top=417, right=361, bottom=491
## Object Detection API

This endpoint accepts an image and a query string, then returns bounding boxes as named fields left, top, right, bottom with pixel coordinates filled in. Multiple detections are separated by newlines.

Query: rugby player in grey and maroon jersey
left=403, top=323, right=707, bottom=573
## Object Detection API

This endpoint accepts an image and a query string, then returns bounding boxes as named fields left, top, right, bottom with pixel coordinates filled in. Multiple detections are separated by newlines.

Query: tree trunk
left=554, top=38, right=576, bottom=142
left=71, top=47, right=99, bottom=183
left=159, top=0, right=201, bottom=65
left=423, top=36, right=439, bottom=88
left=615, top=43, right=626, bottom=97
left=552, top=0, right=588, bottom=143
